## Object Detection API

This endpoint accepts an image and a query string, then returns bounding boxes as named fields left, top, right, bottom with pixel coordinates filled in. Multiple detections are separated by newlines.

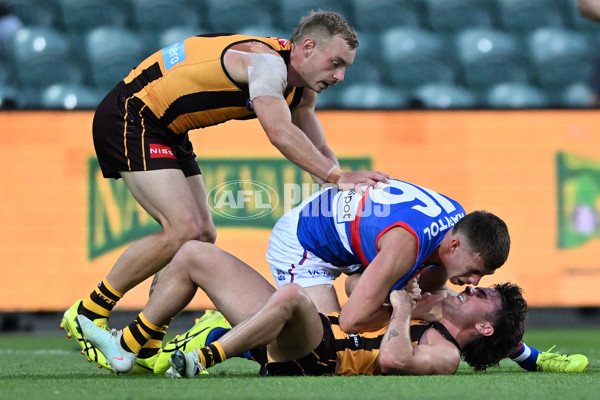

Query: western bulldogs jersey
left=296, top=179, right=465, bottom=291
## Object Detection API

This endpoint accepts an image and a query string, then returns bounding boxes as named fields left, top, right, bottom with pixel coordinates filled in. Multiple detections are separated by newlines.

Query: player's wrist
left=325, top=166, right=344, bottom=185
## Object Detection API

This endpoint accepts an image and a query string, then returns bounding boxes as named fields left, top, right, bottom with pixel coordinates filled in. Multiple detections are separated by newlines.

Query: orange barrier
left=1, top=110, right=599, bottom=311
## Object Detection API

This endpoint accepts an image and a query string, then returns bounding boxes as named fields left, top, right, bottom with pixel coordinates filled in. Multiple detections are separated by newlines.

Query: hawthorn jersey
left=295, top=179, right=465, bottom=291
left=265, top=314, right=460, bottom=376
left=121, top=34, right=304, bottom=134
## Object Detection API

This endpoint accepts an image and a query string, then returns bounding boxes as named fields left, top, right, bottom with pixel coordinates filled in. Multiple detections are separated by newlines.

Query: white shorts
left=267, top=207, right=361, bottom=288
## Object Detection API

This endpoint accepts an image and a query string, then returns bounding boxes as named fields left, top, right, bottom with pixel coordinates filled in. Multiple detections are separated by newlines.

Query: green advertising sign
left=88, top=157, right=371, bottom=258
left=557, top=151, right=600, bottom=249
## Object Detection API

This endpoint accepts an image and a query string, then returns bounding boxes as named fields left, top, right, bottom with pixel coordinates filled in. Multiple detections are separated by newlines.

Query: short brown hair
left=453, top=210, right=510, bottom=270
left=462, top=282, right=528, bottom=371
left=291, top=10, right=359, bottom=50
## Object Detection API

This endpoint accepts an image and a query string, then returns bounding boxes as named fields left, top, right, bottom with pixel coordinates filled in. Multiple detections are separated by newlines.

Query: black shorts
left=92, top=81, right=201, bottom=179
left=265, top=313, right=337, bottom=376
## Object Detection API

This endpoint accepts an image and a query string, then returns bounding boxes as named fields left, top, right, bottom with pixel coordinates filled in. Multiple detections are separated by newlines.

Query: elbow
left=338, top=313, right=360, bottom=334
left=379, top=354, right=410, bottom=376
left=265, top=128, right=289, bottom=150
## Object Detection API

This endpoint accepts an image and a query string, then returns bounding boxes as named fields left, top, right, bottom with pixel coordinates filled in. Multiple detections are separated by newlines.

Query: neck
left=286, top=43, right=303, bottom=87
left=438, top=317, right=478, bottom=349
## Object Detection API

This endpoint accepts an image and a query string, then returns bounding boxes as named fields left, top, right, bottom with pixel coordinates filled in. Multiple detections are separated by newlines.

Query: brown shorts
left=264, top=313, right=337, bottom=376
left=92, top=81, right=201, bottom=179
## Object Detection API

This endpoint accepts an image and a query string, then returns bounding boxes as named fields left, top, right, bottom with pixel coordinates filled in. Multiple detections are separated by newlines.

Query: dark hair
left=453, top=210, right=510, bottom=270
left=462, top=282, right=528, bottom=371
left=291, top=10, right=359, bottom=50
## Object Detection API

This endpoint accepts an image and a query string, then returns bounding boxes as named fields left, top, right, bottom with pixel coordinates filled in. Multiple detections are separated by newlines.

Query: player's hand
left=389, top=290, right=415, bottom=311
left=337, top=170, right=390, bottom=194
left=411, top=292, right=444, bottom=322
left=405, top=277, right=422, bottom=303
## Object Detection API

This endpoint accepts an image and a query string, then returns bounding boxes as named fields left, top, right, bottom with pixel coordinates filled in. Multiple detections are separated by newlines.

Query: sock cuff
left=102, top=278, right=124, bottom=298
left=138, top=312, right=163, bottom=334
left=212, top=341, right=227, bottom=363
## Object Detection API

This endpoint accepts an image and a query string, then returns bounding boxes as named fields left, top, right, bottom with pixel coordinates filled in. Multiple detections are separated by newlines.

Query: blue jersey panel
left=296, top=179, right=465, bottom=289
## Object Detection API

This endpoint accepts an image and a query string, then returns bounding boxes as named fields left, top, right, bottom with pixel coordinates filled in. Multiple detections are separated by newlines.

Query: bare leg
left=303, top=284, right=341, bottom=313
left=217, top=283, right=324, bottom=362
left=140, top=240, right=277, bottom=327
left=105, top=170, right=216, bottom=293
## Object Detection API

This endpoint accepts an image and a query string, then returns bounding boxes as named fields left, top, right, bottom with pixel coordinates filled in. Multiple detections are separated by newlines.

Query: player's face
left=301, top=35, right=355, bottom=93
left=443, top=246, right=493, bottom=286
left=443, top=285, right=500, bottom=323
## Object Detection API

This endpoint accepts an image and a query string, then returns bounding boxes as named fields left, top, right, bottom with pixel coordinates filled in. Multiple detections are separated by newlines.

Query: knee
left=164, top=218, right=216, bottom=250
left=273, top=283, right=312, bottom=312
left=174, top=240, right=219, bottom=273
left=181, top=218, right=216, bottom=244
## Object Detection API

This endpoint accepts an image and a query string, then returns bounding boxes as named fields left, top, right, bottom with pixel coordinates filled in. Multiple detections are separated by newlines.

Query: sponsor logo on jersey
left=306, top=269, right=334, bottom=278
left=149, top=143, right=176, bottom=159
left=245, top=98, right=254, bottom=112
left=162, top=40, right=186, bottom=71
left=337, top=189, right=360, bottom=222
left=348, top=333, right=361, bottom=350
left=277, top=38, right=290, bottom=47
left=276, top=269, right=286, bottom=281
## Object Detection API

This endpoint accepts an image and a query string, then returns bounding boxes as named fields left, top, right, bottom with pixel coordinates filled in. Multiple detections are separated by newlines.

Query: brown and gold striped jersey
left=327, top=315, right=460, bottom=376
left=122, top=34, right=304, bottom=135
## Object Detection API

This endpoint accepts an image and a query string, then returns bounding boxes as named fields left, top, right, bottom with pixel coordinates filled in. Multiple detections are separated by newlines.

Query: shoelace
left=539, top=346, right=571, bottom=371
left=190, top=347, right=206, bottom=377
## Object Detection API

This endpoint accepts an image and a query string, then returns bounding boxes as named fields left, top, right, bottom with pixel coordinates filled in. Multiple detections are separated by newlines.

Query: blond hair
left=291, top=10, right=359, bottom=50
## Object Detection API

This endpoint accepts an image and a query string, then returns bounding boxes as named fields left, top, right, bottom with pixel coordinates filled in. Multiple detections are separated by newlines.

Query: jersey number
left=369, top=181, right=456, bottom=217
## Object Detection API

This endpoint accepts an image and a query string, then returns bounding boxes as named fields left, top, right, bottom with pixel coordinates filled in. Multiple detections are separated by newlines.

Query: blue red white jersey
left=296, top=179, right=465, bottom=290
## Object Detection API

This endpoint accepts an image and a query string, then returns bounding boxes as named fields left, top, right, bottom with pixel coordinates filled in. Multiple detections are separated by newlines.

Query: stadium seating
left=158, top=26, right=202, bottom=49
left=0, top=85, right=19, bottom=109
left=5, top=0, right=57, bottom=28
left=40, top=83, right=103, bottom=110
left=351, top=0, right=421, bottom=33
left=278, top=0, right=354, bottom=30
left=9, top=27, right=84, bottom=89
left=337, top=83, right=409, bottom=109
left=131, top=0, right=200, bottom=36
left=84, top=27, right=145, bottom=94
left=424, top=0, right=496, bottom=34
left=455, top=27, right=529, bottom=90
left=497, top=0, right=566, bottom=34
left=484, top=82, right=551, bottom=108
left=205, top=0, right=276, bottom=33
left=56, top=0, right=126, bottom=34
left=380, top=27, right=456, bottom=90
left=238, top=26, right=291, bottom=40
left=3, top=0, right=599, bottom=109
left=527, top=28, right=594, bottom=91
left=558, top=82, right=594, bottom=108
left=411, top=83, right=478, bottom=109
left=344, top=58, right=385, bottom=85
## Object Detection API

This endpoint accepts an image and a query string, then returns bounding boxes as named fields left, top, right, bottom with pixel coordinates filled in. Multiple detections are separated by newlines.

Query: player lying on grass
left=69, top=177, right=510, bottom=371
left=77, top=240, right=528, bottom=376
left=263, top=179, right=589, bottom=373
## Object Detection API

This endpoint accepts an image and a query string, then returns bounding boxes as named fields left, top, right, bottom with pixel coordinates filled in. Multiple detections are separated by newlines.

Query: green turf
left=0, top=328, right=598, bottom=400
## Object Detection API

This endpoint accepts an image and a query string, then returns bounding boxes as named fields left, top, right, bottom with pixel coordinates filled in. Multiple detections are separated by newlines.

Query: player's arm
left=338, top=227, right=418, bottom=333
left=230, top=48, right=388, bottom=187
left=290, top=89, right=338, bottom=185
left=379, top=290, right=460, bottom=375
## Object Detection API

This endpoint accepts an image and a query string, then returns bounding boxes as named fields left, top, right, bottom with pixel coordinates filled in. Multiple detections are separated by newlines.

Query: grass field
left=1, top=327, right=598, bottom=400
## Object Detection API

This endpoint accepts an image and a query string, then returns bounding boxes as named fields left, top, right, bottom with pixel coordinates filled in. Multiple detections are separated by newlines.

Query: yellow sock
left=81, top=278, right=123, bottom=319
left=121, top=312, right=164, bottom=355
left=198, top=342, right=227, bottom=368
